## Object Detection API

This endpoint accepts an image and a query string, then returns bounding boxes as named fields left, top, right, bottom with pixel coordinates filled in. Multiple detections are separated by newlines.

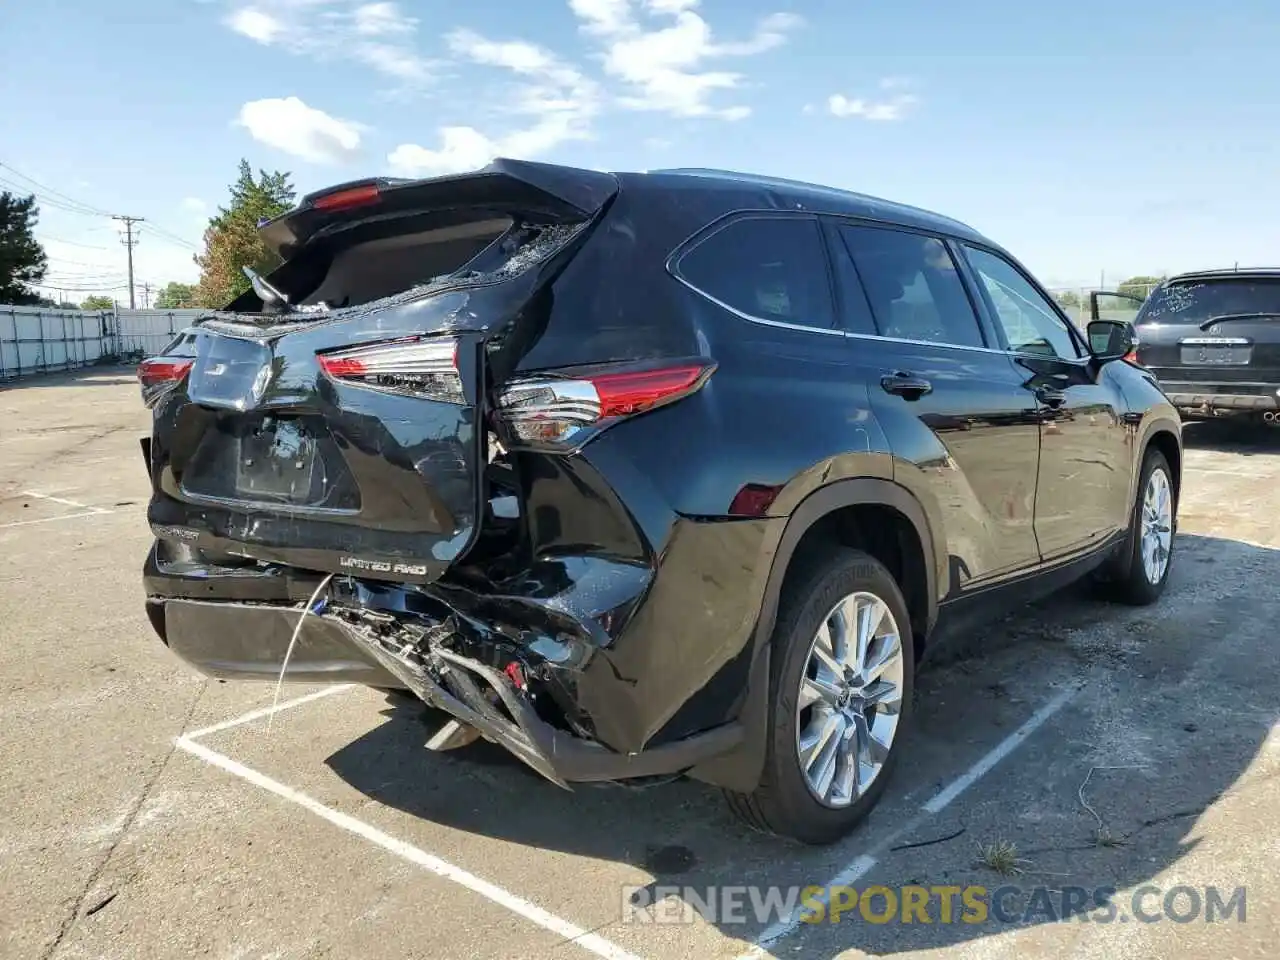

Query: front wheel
left=725, top=549, right=915, bottom=845
left=1106, top=448, right=1176, bottom=605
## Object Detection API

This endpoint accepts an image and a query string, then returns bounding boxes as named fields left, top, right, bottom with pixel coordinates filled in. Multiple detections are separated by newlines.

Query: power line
left=38, top=235, right=111, bottom=250
left=0, top=161, right=114, bottom=216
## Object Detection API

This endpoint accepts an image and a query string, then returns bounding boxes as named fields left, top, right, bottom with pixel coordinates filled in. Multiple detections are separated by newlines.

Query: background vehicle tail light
left=317, top=336, right=464, bottom=403
left=137, top=357, right=193, bottom=408
left=493, top=361, right=714, bottom=451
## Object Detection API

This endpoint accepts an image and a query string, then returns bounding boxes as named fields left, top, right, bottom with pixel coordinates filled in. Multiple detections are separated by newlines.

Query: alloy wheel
left=1141, top=467, right=1174, bottom=585
left=795, top=591, right=905, bottom=809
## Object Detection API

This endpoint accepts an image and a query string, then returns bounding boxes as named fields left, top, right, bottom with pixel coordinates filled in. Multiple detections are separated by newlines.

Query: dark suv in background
left=139, top=160, right=1181, bottom=844
left=1094, top=268, right=1280, bottom=424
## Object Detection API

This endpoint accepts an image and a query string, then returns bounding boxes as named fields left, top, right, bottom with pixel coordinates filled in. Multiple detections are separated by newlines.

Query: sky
left=3, top=0, right=1280, bottom=305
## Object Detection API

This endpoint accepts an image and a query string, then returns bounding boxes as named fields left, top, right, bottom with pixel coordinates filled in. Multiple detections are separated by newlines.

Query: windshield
left=1141, top=278, right=1280, bottom=325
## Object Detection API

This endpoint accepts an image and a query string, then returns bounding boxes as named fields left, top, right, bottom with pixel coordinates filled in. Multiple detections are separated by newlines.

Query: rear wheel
left=726, top=549, right=914, bottom=845
left=1105, top=448, right=1176, bottom=605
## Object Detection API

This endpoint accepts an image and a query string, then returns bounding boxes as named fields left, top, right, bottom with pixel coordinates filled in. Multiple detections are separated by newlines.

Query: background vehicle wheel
left=1106, top=448, right=1176, bottom=606
left=725, top=549, right=915, bottom=845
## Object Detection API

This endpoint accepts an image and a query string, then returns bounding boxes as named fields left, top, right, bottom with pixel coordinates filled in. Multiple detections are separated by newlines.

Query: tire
left=725, top=549, right=915, bottom=845
left=1106, top=448, right=1176, bottom=606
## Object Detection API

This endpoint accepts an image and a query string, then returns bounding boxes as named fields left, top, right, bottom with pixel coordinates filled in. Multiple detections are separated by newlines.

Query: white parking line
left=0, top=490, right=115, bottom=529
left=0, top=511, right=111, bottom=529
left=178, top=684, right=643, bottom=960
left=739, top=682, right=1080, bottom=958
left=183, top=684, right=354, bottom=741
left=20, top=489, right=112, bottom=513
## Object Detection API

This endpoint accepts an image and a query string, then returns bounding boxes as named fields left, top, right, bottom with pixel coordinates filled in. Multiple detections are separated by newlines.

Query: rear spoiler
left=258, top=158, right=620, bottom=261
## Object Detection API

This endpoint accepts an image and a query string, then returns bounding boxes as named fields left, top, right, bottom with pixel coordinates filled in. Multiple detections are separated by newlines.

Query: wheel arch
left=687, top=478, right=938, bottom=793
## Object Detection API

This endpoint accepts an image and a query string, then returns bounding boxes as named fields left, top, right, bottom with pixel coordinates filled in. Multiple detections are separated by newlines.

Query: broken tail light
left=494, top=360, right=715, bottom=451
left=137, top=357, right=194, bottom=408
left=317, top=336, right=464, bottom=404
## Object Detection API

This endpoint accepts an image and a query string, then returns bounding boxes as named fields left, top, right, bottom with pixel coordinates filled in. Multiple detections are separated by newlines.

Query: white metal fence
left=115, top=308, right=207, bottom=358
left=0, top=306, right=208, bottom=382
left=0, top=307, right=115, bottom=381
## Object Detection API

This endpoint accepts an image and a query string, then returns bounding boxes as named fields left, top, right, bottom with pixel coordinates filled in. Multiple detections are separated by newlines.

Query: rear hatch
left=1136, top=275, right=1280, bottom=384
left=141, top=159, right=618, bottom=584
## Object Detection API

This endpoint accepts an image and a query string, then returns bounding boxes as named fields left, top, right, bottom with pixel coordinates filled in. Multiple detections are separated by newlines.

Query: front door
left=827, top=220, right=1043, bottom=591
left=960, top=245, right=1132, bottom=559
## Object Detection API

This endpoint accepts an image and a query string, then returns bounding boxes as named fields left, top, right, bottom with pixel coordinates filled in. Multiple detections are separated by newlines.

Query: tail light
left=494, top=360, right=715, bottom=451
left=137, top=357, right=194, bottom=408
left=311, top=183, right=381, bottom=212
left=317, top=336, right=464, bottom=403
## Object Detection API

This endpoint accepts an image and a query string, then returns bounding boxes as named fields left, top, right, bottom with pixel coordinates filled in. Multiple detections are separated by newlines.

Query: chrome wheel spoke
left=800, top=673, right=843, bottom=710
left=812, top=623, right=844, bottom=678
left=861, top=634, right=902, bottom=686
left=807, top=713, right=846, bottom=799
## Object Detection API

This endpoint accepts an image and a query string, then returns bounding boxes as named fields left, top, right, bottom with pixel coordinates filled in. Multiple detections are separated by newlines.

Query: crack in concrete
left=41, top=677, right=208, bottom=960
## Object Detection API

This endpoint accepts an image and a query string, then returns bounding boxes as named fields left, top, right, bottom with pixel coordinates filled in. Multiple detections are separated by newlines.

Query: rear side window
left=838, top=226, right=986, bottom=348
left=677, top=216, right=836, bottom=329
left=1142, top=278, right=1280, bottom=325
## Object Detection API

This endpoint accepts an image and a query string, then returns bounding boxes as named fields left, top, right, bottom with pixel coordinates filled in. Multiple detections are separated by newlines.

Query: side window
left=963, top=246, right=1081, bottom=358
left=838, top=226, right=986, bottom=348
left=677, top=216, right=836, bottom=329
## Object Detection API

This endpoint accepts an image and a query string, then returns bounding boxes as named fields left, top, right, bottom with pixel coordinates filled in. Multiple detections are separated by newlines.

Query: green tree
left=193, top=160, right=295, bottom=307
left=0, top=192, right=48, bottom=304
left=155, top=281, right=196, bottom=308
left=1118, top=275, right=1165, bottom=300
left=80, top=295, right=115, bottom=310
left=1054, top=290, right=1081, bottom=308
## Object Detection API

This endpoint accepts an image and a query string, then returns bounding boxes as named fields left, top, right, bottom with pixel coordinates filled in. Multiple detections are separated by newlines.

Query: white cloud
left=570, top=0, right=802, bottom=119
left=237, top=97, right=364, bottom=164
left=827, top=79, right=920, bottom=121
left=179, top=197, right=207, bottom=214
left=353, top=2, right=413, bottom=36
left=388, top=29, right=601, bottom=177
left=227, top=7, right=282, bottom=43
left=223, top=1, right=434, bottom=85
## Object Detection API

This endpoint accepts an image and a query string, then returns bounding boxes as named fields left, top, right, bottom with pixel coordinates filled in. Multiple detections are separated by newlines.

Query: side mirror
left=1086, top=319, right=1138, bottom=362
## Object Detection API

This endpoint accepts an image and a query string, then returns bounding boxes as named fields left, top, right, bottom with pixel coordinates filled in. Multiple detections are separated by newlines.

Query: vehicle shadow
left=0, top=366, right=138, bottom=391
left=324, top=532, right=1279, bottom=956
left=1181, top=418, right=1280, bottom=454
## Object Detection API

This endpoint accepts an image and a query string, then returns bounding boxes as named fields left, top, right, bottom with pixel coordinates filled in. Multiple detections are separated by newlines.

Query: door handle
left=881, top=372, right=933, bottom=401
left=1036, top=387, right=1066, bottom=409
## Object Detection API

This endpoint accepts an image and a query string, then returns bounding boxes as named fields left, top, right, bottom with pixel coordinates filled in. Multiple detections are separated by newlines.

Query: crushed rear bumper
left=144, top=535, right=753, bottom=786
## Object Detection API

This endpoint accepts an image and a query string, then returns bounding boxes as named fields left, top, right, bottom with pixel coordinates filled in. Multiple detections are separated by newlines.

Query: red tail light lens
left=312, top=183, right=381, bottom=212
left=317, top=336, right=463, bottom=403
left=495, top=361, right=714, bottom=451
left=137, top=357, right=193, bottom=407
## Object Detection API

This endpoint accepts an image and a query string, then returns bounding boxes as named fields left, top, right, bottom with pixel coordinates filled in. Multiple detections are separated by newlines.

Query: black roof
left=622, top=166, right=988, bottom=244
left=1165, top=267, right=1280, bottom=284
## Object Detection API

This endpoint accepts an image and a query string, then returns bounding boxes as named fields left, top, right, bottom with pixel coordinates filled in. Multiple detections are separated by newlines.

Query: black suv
left=140, top=160, right=1181, bottom=844
left=1094, top=269, right=1280, bottom=424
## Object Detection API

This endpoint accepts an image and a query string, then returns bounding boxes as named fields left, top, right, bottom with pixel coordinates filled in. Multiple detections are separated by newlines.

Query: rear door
left=961, top=245, right=1131, bottom=557
left=827, top=219, right=1042, bottom=589
left=1120, top=277, right=1280, bottom=391
left=140, top=161, right=618, bottom=584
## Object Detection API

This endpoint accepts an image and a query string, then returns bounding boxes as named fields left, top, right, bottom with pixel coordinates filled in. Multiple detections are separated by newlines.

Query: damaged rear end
left=141, top=159, right=744, bottom=788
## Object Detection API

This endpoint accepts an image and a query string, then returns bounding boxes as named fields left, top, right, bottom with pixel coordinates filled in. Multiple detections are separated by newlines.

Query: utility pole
left=142, top=281, right=152, bottom=309
left=112, top=215, right=144, bottom=309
